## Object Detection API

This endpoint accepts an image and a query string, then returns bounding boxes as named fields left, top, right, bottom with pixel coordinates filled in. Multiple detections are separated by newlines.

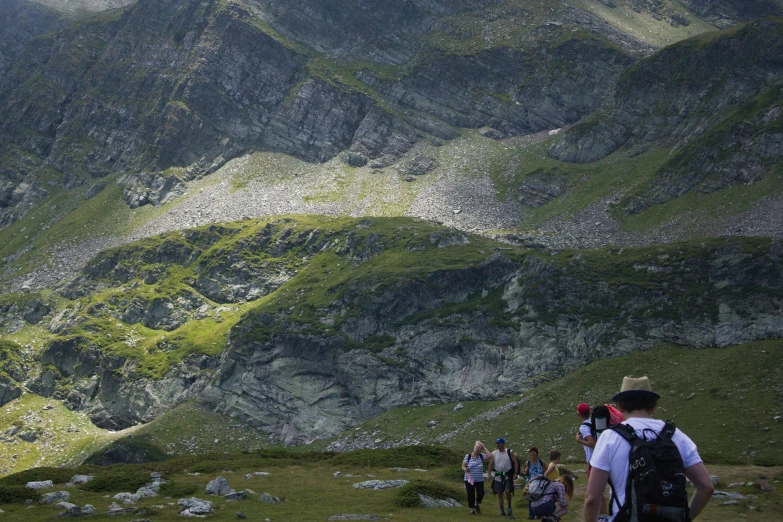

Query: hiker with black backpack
left=463, top=440, right=492, bottom=515
left=489, top=437, right=519, bottom=516
left=584, top=376, right=715, bottom=522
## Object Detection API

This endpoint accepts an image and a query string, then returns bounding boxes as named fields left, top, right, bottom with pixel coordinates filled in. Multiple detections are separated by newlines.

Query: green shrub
left=392, top=480, right=463, bottom=508
left=0, top=466, right=76, bottom=486
left=158, top=481, right=198, bottom=497
left=331, top=445, right=461, bottom=469
left=752, top=456, right=783, bottom=467
left=82, top=469, right=150, bottom=493
left=0, top=485, right=41, bottom=504
left=441, top=463, right=468, bottom=483
left=84, top=437, right=168, bottom=466
left=187, top=461, right=231, bottom=474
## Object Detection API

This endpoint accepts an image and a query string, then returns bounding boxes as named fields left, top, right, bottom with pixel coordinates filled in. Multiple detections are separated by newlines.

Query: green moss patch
left=392, top=479, right=463, bottom=508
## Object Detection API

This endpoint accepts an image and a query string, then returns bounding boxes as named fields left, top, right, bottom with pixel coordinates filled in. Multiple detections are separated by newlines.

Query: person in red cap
left=576, top=403, right=606, bottom=516
left=575, top=403, right=596, bottom=473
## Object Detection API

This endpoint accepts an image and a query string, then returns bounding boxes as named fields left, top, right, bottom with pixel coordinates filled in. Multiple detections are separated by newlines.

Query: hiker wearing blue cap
left=488, top=437, right=518, bottom=516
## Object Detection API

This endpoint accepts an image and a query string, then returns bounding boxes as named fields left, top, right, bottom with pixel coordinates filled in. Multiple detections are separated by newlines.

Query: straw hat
left=612, top=376, right=661, bottom=401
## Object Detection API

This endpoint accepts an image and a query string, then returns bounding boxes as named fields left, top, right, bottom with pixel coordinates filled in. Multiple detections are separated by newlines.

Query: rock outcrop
left=680, top=0, right=783, bottom=27
left=0, top=0, right=650, bottom=227
left=549, top=17, right=783, bottom=212
left=12, top=217, right=783, bottom=441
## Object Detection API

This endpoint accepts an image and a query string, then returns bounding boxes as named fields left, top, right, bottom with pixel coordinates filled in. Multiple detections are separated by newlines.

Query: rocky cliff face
left=0, top=0, right=67, bottom=79
left=24, top=0, right=134, bottom=15
left=204, top=236, right=783, bottom=443
left=0, top=0, right=654, bottom=226
left=246, top=0, right=502, bottom=65
left=8, top=218, right=782, bottom=442
left=681, top=0, right=783, bottom=27
left=549, top=17, right=783, bottom=211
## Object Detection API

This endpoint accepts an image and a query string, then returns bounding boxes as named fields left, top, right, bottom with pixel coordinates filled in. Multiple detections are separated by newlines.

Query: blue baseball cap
left=495, top=438, right=505, bottom=443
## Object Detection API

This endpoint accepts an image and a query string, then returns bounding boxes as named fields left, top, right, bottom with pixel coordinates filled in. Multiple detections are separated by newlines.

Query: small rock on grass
left=67, top=475, right=94, bottom=486
left=352, top=480, right=408, bottom=490
left=225, top=491, right=248, bottom=501
left=26, top=481, right=53, bottom=489
left=258, top=492, right=280, bottom=503
left=417, top=494, right=461, bottom=508
left=178, top=497, right=214, bottom=516
left=39, top=491, right=69, bottom=504
left=326, top=515, right=388, bottom=522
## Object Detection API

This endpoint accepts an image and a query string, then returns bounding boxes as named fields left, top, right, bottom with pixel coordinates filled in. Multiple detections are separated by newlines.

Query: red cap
left=577, top=403, right=590, bottom=415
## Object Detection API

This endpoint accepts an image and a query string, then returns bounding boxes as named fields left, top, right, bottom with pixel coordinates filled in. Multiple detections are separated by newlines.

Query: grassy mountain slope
left=324, top=341, right=783, bottom=467
left=2, top=215, right=783, bottom=444
left=0, top=341, right=781, bottom=520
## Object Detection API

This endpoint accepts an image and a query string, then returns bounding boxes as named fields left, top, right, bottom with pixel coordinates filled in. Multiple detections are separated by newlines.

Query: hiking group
left=461, top=376, right=715, bottom=521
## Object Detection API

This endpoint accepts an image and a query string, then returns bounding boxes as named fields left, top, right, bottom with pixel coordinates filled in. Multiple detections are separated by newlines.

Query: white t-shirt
left=580, top=421, right=594, bottom=464
left=590, top=418, right=702, bottom=522
left=492, top=449, right=513, bottom=473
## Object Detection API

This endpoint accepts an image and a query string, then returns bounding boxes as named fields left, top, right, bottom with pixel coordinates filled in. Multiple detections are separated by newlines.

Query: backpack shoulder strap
left=611, top=423, right=637, bottom=444
left=658, top=421, right=677, bottom=441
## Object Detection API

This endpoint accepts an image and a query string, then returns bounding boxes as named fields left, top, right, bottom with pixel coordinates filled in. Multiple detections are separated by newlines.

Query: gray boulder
left=113, top=492, right=140, bottom=502
left=26, top=480, right=53, bottom=489
left=479, top=128, right=506, bottom=140
left=399, top=155, right=437, bottom=176
left=135, top=485, right=159, bottom=498
left=67, top=475, right=94, bottom=486
left=205, top=476, right=233, bottom=496
left=345, top=153, right=369, bottom=168
left=258, top=492, right=280, bottom=503
left=225, top=490, right=248, bottom=501
left=55, top=502, right=94, bottom=516
left=178, top=497, right=214, bottom=516
left=56, top=501, right=78, bottom=511
left=352, top=480, right=409, bottom=490
left=39, top=491, right=69, bottom=504
left=326, top=514, right=388, bottom=522
left=417, top=494, right=461, bottom=507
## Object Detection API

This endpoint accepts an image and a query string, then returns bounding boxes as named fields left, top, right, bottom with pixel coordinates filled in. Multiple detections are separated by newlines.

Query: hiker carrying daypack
left=591, top=404, right=624, bottom=439
left=526, top=476, right=552, bottom=501
left=609, top=421, right=691, bottom=522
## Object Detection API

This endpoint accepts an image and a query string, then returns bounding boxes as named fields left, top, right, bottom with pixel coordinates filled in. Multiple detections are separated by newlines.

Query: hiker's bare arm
left=583, top=468, right=609, bottom=522
left=462, top=461, right=468, bottom=472
left=579, top=434, right=597, bottom=448
left=684, top=462, right=715, bottom=519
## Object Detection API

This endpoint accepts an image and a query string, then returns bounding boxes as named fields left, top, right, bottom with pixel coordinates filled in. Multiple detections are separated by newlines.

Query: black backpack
left=609, top=421, right=691, bottom=522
